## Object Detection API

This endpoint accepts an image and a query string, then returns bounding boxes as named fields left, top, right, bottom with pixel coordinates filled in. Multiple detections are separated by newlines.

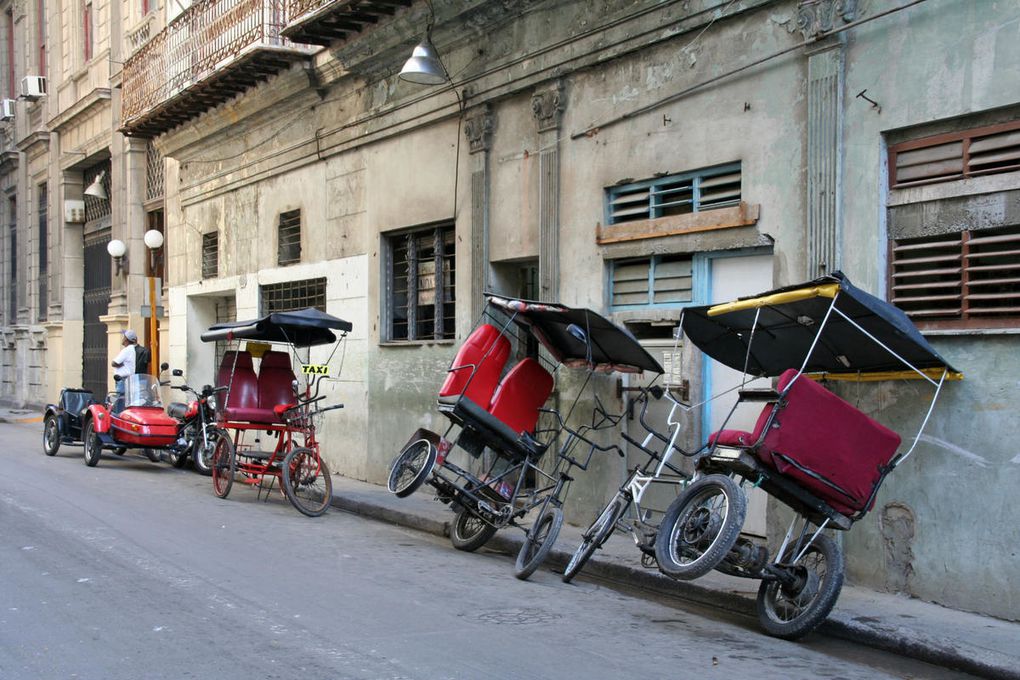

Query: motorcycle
left=163, top=367, right=228, bottom=475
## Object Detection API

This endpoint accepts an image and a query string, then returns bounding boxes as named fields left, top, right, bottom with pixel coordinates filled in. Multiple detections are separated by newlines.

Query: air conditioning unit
left=0, top=99, right=14, bottom=121
left=20, top=76, right=47, bottom=101
left=64, top=200, right=86, bottom=224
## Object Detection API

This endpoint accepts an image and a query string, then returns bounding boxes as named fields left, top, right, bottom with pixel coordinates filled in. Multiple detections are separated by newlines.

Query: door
left=82, top=230, right=111, bottom=399
left=706, top=253, right=773, bottom=536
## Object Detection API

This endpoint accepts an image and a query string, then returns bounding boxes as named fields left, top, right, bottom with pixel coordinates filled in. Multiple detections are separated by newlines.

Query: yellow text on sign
left=301, top=364, right=330, bottom=376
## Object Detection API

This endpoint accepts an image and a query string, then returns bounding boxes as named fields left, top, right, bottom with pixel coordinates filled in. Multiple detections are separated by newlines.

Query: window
left=83, top=2, right=94, bottom=63
left=610, top=255, right=693, bottom=309
left=5, top=9, right=14, bottom=99
left=889, top=120, right=1020, bottom=189
left=37, top=183, right=47, bottom=322
left=606, top=164, right=741, bottom=226
left=37, top=0, right=46, bottom=78
left=146, top=141, right=165, bottom=202
left=260, top=278, right=326, bottom=315
left=385, top=224, right=455, bottom=342
left=202, top=232, right=218, bottom=279
left=890, top=224, right=1020, bottom=329
left=8, top=195, right=16, bottom=322
left=277, top=209, right=301, bottom=266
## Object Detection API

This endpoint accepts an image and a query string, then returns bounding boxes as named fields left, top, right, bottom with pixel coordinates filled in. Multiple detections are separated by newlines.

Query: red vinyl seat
left=439, top=324, right=511, bottom=407
left=488, top=358, right=554, bottom=436
left=258, top=351, right=297, bottom=423
left=708, top=369, right=902, bottom=516
left=216, top=351, right=263, bottom=422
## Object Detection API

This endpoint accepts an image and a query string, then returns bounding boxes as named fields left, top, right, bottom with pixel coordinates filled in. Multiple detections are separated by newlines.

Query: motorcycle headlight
left=207, top=394, right=218, bottom=413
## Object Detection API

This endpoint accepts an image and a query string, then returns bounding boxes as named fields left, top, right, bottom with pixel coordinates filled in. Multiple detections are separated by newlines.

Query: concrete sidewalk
left=329, top=475, right=1019, bottom=680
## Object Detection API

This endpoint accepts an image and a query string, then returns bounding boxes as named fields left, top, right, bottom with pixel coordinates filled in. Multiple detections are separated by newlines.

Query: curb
left=330, top=492, right=1019, bottom=680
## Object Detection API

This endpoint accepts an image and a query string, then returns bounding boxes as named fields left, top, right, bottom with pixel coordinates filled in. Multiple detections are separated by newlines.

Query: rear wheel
left=211, top=435, right=236, bottom=499
left=43, top=415, right=60, bottom=456
left=450, top=507, right=497, bottom=552
left=757, top=533, right=844, bottom=640
left=654, top=474, right=746, bottom=580
left=515, top=507, right=564, bottom=581
left=282, top=447, right=333, bottom=517
left=83, top=419, right=102, bottom=467
left=387, top=439, right=437, bottom=498
left=563, top=498, right=623, bottom=583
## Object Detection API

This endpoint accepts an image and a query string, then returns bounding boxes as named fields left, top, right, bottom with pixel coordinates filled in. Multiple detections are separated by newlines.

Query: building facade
left=2, top=0, right=1018, bottom=621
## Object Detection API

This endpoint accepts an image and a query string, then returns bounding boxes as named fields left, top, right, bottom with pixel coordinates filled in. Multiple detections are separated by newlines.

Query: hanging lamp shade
left=84, top=170, right=108, bottom=200
left=399, top=39, right=447, bottom=85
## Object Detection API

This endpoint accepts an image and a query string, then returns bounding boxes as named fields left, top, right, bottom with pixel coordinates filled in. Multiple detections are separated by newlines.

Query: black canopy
left=200, top=308, right=352, bottom=347
left=487, top=296, right=663, bottom=374
left=681, top=273, right=960, bottom=379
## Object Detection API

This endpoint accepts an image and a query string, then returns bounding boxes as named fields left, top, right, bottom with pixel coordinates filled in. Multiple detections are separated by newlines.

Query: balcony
left=121, top=0, right=317, bottom=137
left=282, top=0, right=411, bottom=46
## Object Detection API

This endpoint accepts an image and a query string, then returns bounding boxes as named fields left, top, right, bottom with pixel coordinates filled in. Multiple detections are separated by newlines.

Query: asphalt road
left=1, top=421, right=975, bottom=680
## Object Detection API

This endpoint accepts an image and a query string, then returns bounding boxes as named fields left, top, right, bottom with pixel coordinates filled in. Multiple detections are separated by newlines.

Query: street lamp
left=144, top=228, right=164, bottom=375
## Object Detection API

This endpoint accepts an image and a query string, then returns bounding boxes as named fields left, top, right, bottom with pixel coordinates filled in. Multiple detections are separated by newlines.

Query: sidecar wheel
left=43, top=415, right=60, bottom=456
left=756, top=533, right=844, bottom=640
left=83, top=420, right=103, bottom=467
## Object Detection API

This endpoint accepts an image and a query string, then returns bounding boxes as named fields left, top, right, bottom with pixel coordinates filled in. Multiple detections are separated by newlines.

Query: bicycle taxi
left=387, top=295, right=662, bottom=579
left=648, top=273, right=961, bottom=639
left=200, top=307, right=351, bottom=517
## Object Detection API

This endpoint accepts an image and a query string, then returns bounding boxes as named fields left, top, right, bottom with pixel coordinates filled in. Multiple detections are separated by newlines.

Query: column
left=463, top=103, right=495, bottom=316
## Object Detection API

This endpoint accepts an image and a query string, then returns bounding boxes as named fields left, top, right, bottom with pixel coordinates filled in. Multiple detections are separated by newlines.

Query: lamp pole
left=143, top=229, right=164, bottom=374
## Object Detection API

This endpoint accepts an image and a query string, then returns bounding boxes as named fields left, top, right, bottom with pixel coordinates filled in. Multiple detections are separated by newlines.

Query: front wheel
left=82, top=419, right=102, bottom=467
left=211, top=434, right=236, bottom=499
left=756, top=533, right=845, bottom=640
left=563, top=498, right=624, bottom=583
left=43, top=415, right=60, bottom=456
left=450, top=507, right=497, bottom=552
left=655, top=474, right=746, bottom=580
left=387, top=439, right=437, bottom=498
left=192, top=427, right=220, bottom=476
left=514, top=507, right=564, bottom=581
left=282, top=447, right=333, bottom=517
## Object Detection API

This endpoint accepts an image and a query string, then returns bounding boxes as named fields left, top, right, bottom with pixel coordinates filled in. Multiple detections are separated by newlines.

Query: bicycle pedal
left=640, top=553, right=658, bottom=569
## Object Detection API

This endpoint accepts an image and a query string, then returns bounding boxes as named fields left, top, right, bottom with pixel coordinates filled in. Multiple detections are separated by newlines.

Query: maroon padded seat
left=258, top=351, right=297, bottom=423
left=216, top=351, right=263, bottom=422
left=708, top=369, right=901, bottom=516
left=439, top=324, right=511, bottom=407
left=488, top=358, right=554, bottom=436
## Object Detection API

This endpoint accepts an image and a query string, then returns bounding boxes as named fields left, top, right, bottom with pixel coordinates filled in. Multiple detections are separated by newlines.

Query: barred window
left=260, top=277, right=326, bottom=315
left=37, top=182, right=47, bottom=322
left=890, top=224, right=1020, bottom=330
left=610, top=255, right=693, bottom=309
left=277, top=209, right=301, bottom=266
left=606, top=164, right=740, bottom=225
left=889, top=120, right=1020, bottom=189
left=385, top=224, right=455, bottom=342
left=202, top=231, right=218, bottom=279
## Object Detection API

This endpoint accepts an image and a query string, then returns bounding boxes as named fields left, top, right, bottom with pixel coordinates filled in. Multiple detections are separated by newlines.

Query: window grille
left=202, top=231, right=218, bottom=279
left=146, top=141, right=165, bottom=202
left=889, top=120, right=1020, bottom=189
left=890, top=224, right=1020, bottom=329
left=214, top=295, right=236, bottom=370
left=607, top=164, right=741, bottom=225
left=37, top=183, right=46, bottom=322
left=260, top=277, right=326, bottom=315
left=610, top=255, right=693, bottom=309
left=277, top=209, right=301, bottom=266
left=386, top=224, right=455, bottom=341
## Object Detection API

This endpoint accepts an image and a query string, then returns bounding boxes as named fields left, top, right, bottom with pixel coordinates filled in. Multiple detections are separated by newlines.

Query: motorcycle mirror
left=160, top=362, right=169, bottom=371
left=172, top=369, right=184, bottom=377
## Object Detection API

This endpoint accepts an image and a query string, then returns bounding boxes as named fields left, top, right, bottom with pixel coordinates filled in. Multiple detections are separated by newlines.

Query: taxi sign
left=301, top=364, right=329, bottom=376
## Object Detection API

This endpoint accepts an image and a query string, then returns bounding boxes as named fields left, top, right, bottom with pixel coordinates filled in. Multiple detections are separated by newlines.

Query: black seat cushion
left=437, top=395, right=547, bottom=461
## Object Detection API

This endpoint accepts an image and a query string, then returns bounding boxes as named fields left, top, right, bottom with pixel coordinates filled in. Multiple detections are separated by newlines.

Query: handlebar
left=537, top=407, right=625, bottom=459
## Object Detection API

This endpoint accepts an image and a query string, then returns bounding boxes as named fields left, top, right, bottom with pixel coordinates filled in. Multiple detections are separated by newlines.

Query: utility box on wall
left=64, top=200, right=85, bottom=223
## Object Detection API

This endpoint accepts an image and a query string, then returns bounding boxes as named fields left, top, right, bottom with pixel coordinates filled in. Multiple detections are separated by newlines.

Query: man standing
left=111, top=329, right=159, bottom=461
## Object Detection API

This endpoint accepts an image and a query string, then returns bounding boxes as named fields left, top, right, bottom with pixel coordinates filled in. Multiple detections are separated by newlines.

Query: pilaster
left=532, top=81, right=564, bottom=300
left=464, top=104, right=495, bottom=316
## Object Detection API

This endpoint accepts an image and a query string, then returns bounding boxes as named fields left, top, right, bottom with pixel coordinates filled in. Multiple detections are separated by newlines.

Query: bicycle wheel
left=387, top=439, right=437, bottom=498
left=514, top=506, right=564, bottom=581
left=43, top=415, right=60, bottom=456
left=756, top=533, right=845, bottom=640
left=654, top=474, right=746, bottom=580
left=211, top=434, right=236, bottom=499
left=282, top=447, right=333, bottom=517
left=562, top=497, right=624, bottom=583
left=450, top=506, right=497, bottom=552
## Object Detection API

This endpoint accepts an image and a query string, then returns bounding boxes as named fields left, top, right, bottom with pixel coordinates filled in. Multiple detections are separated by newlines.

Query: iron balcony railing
left=122, top=0, right=315, bottom=133
left=282, top=0, right=409, bottom=46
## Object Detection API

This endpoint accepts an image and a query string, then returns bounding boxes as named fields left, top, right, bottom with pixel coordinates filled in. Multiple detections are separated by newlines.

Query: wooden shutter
left=890, top=120, right=1020, bottom=189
